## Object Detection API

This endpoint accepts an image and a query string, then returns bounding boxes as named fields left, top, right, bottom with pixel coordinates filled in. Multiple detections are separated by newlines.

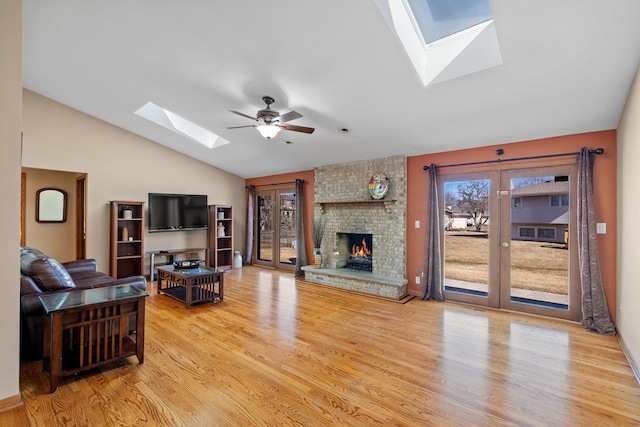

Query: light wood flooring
left=3, top=266, right=640, bottom=426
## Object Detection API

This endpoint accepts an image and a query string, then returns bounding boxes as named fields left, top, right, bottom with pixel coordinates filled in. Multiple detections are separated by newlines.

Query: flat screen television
left=148, top=193, right=208, bottom=232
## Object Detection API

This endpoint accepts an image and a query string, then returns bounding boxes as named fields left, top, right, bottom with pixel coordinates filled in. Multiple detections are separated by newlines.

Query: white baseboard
left=619, top=333, right=640, bottom=385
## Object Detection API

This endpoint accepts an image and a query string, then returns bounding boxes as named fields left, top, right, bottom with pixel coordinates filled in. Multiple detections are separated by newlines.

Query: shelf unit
left=208, top=205, right=233, bottom=270
left=109, top=201, right=145, bottom=279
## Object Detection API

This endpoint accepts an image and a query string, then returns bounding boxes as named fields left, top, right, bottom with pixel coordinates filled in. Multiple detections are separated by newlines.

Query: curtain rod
left=422, top=148, right=604, bottom=170
left=246, top=179, right=304, bottom=188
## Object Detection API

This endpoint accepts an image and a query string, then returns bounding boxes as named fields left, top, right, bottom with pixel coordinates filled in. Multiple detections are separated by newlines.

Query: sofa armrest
left=111, top=275, right=147, bottom=291
left=20, top=274, right=43, bottom=296
left=89, top=275, right=147, bottom=292
left=21, top=293, right=46, bottom=317
left=62, top=259, right=98, bottom=275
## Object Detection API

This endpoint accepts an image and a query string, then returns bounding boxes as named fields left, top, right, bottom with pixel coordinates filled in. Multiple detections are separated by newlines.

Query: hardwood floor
left=4, top=266, right=640, bottom=426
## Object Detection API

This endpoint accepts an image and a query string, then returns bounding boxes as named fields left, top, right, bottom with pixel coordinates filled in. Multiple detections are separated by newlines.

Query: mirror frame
left=36, top=187, right=67, bottom=223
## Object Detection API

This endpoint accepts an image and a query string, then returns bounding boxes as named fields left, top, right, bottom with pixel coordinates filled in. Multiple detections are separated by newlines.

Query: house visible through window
left=537, top=228, right=556, bottom=239
left=512, top=197, right=522, bottom=208
left=519, top=227, right=535, bottom=238
left=519, top=227, right=557, bottom=240
left=550, top=194, right=569, bottom=206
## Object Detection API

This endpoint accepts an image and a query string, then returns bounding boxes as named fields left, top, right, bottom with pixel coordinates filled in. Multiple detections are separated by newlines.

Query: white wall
left=22, top=89, right=246, bottom=276
left=617, top=63, right=640, bottom=375
left=0, top=0, right=22, bottom=406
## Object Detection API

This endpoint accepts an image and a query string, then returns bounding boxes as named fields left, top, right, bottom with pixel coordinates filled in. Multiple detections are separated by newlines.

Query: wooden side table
left=40, top=285, right=148, bottom=393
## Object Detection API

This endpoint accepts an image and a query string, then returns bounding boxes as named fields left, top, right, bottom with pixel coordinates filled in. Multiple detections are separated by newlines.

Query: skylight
left=374, top=0, right=502, bottom=86
left=135, top=102, right=229, bottom=149
left=407, top=0, right=492, bottom=44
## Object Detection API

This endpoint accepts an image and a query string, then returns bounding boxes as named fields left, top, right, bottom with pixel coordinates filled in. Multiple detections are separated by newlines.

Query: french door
left=253, top=188, right=297, bottom=271
left=442, top=165, right=580, bottom=320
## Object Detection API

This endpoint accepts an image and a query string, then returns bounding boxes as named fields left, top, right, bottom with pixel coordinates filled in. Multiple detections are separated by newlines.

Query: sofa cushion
left=30, top=257, right=76, bottom=290
left=20, top=246, right=47, bottom=276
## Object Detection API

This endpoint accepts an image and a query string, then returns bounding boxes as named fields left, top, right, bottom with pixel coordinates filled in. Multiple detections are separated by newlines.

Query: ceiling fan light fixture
left=227, top=96, right=314, bottom=139
left=257, top=124, right=281, bottom=140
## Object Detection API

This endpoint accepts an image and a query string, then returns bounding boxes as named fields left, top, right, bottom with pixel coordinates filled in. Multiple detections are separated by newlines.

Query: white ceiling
left=22, top=1, right=640, bottom=179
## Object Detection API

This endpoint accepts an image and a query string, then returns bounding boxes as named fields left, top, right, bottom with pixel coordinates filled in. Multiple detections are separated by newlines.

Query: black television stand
left=148, top=248, right=209, bottom=281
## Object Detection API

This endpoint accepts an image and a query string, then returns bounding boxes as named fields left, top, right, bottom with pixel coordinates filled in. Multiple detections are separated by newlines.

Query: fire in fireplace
left=340, top=233, right=373, bottom=272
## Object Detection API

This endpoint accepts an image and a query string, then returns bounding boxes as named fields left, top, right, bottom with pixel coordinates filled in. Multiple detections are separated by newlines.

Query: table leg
left=186, top=280, right=192, bottom=307
left=150, top=253, right=155, bottom=282
left=42, top=313, right=51, bottom=373
left=136, top=298, right=146, bottom=364
left=219, top=274, right=224, bottom=301
left=49, top=312, right=63, bottom=393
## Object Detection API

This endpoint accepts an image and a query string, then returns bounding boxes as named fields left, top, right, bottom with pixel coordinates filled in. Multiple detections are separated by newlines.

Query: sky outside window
left=407, top=0, right=493, bottom=43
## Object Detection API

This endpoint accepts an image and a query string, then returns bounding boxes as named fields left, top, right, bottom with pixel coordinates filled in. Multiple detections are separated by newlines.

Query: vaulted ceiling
left=22, top=1, right=640, bottom=178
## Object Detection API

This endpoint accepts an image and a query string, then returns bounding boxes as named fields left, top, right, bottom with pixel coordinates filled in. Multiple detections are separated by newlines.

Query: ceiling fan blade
left=225, top=125, right=257, bottom=129
left=277, top=111, right=303, bottom=123
left=278, top=123, right=315, bottom=134
left=229, top=110, right=257, bottom=121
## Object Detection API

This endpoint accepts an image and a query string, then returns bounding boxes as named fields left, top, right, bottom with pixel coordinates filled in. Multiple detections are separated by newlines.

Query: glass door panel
left=442, top=172, right=499, bottom=307
left=254, top=188, right=297, bottom=271
left=500, top=167, right=580, bottom=321
left=278, top=191, right=297, bottom=266
left=444, top=179, right=490, bottom=295
left=256, top=192, right=274, bottom=263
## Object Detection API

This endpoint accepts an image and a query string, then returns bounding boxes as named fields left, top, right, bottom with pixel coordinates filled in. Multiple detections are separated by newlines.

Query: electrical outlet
left=415, top=220, right=420, bottom=228
left=415, top=276, right=420, bottom=285
left=597, top=223, right=606, bottom=234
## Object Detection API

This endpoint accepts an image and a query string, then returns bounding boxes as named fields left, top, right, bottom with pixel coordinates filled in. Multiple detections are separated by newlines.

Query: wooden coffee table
left=40, top=284, right=148, bottom=393
left=156, top=265, right=224, bottom=307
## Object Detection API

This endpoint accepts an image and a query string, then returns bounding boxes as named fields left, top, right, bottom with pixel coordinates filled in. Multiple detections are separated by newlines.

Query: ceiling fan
left=226, top=96, right=315, bottom=140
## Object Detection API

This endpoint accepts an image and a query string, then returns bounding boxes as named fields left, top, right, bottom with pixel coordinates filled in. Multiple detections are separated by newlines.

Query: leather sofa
left=20, top=246, right=147, bottom=358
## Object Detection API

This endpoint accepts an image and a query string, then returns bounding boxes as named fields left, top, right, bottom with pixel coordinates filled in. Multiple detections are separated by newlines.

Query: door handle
left=502, top=242, right=509, bottom=247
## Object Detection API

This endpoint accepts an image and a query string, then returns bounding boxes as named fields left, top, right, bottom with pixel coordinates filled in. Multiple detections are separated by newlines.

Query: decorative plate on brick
left=368, top=173, right=389, bottom=200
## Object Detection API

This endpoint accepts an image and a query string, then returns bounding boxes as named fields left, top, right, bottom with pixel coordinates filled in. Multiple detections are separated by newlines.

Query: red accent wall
left=406, top=130, right=617, bottom=320
left=245, top=170, right=316, bottom=265
left=246, top=131, right=617, bottom=321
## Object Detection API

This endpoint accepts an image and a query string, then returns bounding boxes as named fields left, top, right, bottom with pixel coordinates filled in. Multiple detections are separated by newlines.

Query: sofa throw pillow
left=20, top=246, right=47, bottom=276
left=30, top=257, right=76, bottom=290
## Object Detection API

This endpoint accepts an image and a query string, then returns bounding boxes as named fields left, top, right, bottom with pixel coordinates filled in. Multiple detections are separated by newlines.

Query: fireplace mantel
left=316, top=199, right=396, bottom=213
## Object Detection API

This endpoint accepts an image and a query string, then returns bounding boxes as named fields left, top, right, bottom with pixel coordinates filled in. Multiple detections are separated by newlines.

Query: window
left=519, top=227, right=535, bottom=238
left=537, top=228, right=556, bottom=239
left=135, top=102, right=229, bottom=149
left=374, top=0, right=501, bottom=86
left=512, top=197, right=522, bottom=208
left=407, top=0, right=493, bottom=43
left=550, top=194, right=569, bottom=206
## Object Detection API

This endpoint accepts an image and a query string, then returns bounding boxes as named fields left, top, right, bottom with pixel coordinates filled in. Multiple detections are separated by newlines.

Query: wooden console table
left=40, top=284, right=148, bottom=393
left=148, top=248, right=209, bottom=281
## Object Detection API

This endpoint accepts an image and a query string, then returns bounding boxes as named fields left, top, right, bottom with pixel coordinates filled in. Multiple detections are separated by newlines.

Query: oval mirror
left=36, top=188, right=67, bottom=223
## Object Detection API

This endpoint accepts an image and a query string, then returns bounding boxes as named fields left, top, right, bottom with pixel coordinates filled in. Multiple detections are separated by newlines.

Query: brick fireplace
left=302, top=155, right=408, bottom=298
